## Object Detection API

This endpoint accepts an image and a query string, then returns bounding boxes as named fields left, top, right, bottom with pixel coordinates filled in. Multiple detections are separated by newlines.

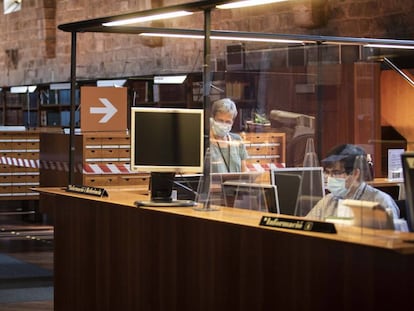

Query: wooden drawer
left=84, top=136, right=102, bottom=145
left=12, top=185, right=37, bottom=194
left=10, top=141, right=27, bottom=150
left=117, top=174, right=150, bottom=186
left=0, top=185, right=12, bottom=194
left=100, top=148, right=118, bottom=158
left=101, top=136, right=129, bottom=145
left=246, top=145, right=274, bottom=155
left=84, top=148, right=102, bottom=159
left=247, top=157, right=280, bottom=165
left=26, top=140, right=40, bottom=150
left=118, top=148, right=130, bottom=159
left=0, top=175, right=12, bottom=183
left=83, top=175, right=118, bottom=186
left=0, top=165, right=11, bottom=172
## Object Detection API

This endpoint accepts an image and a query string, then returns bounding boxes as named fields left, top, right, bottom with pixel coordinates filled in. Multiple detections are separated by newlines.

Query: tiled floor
left=0, top=215, right=54, bottom=311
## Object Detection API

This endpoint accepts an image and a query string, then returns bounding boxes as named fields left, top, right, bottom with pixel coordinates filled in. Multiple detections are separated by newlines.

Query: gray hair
left=211, top=98, right=238, bottom=119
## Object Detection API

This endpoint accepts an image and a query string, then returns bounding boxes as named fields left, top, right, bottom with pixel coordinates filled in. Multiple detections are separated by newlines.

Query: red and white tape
left=1, top=155, right=285, bottom=174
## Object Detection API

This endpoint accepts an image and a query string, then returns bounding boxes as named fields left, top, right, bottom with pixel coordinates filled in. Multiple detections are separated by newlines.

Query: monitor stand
left=134, top=172, right=196, bottom=207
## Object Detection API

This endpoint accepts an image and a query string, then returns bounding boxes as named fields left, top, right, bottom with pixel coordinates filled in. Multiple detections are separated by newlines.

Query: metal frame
left=58, top=0, right=414, bottom=184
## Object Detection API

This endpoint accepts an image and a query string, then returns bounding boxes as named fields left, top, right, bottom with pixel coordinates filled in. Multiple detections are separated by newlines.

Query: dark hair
left=322, top=144, right=367, bottom=175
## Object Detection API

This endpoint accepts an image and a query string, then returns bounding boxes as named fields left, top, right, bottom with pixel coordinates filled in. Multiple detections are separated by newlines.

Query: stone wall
left=0, top=0, right=413, bottom=86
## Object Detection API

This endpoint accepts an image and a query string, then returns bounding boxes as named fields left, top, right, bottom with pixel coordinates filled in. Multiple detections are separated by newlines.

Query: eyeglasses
left=323, top=169, right=347, bottom=177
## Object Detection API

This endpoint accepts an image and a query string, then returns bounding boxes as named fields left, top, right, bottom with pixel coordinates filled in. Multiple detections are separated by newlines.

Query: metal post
left=69, top=31, right=77, bottom=185
left=203, top=8, right=211, bottom=149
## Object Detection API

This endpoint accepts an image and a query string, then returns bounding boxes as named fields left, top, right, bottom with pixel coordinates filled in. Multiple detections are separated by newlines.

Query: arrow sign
left=90, top=98, right=118, bottom=123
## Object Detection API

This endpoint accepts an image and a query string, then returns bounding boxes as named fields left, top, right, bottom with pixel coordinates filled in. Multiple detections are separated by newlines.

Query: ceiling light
left=140, top=33, right=204, bottom=39
left=154, top=75, right=187, bottom=84
left=216, top=0, right=288, bottom=9
left=50, top=83, right=71, bottom=90
left=10, top=85, right=37, bottom=93
left=140, top=33, right=303, bottom=44
left=211, top=35, right=302, bottom=44
left=97, top=79, right=127, bottom=87
left=364, top=44, right=414, bottom=50
left=103, top=11, right=193, bottom=27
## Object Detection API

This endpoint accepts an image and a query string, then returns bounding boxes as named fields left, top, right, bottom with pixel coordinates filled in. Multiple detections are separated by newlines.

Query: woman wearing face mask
left=210, top=98, right=248, bottom=173
left=306, top=144, right=400, bottom=221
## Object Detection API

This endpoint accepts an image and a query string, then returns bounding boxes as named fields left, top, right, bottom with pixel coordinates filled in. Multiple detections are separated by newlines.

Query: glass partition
left=194, top=40, right=413, bottom=232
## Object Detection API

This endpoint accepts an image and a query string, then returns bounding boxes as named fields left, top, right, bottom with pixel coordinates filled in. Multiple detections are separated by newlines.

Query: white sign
left=388, top=148, right=405, bottom=181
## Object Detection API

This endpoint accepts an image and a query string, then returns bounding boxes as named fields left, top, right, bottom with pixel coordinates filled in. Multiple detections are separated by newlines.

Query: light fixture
left=97, top=79, right=127, bottom=87
left=3, top=0, right=22, bottom=15
left=140, top=33, right=204, bottom=40
left=10, top=85, right=36, bottom=93
left=364, top=44, right=414, bottom=50
left=50, top=83, right=71, bottom=90
left=139, top=33, right=303, bottom=44
left=216, top=0, right=288, bottom=9
left=103, top=10, right=193, bottom=27
left=154, top=75, right=187, bottom=84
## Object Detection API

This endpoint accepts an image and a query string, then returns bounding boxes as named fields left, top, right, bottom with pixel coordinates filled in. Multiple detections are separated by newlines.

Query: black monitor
left=270, top=167, right=325, bottom=216
left=130, top=107, right=204, bottom=206
left=401, top=152, right=414, bottom=231
left=222, top=181, right=280, bottom=213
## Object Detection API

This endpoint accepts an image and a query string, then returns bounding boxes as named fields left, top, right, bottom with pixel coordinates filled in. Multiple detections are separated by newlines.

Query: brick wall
left=0, top=0, right=413, bottom=86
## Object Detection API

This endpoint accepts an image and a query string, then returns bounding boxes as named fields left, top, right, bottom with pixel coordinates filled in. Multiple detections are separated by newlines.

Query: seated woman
left=209, top=98, right=248, bottom=173
left=306, top=144, right=407, bottom=230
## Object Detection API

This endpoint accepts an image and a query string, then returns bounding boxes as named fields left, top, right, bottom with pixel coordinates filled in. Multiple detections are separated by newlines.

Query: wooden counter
left=37, top=186, right=414, bottom=311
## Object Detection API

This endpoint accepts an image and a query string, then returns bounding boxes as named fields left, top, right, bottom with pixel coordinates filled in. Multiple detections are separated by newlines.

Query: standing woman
left=210, top=98, right=248, bottom=173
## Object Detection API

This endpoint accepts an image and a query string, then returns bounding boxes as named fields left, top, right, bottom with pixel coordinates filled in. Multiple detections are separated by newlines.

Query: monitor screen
left=130, top=107, right=204, bottom=206
left=222, top=181, right=279, bottom=213
left=130, top=107, right=204, bottom=173
left=401, top=152, right=414, bottom=231
left=270, top=167, right=325, bottom=216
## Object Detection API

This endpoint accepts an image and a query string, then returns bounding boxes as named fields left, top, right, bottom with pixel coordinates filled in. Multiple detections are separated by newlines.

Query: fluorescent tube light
left=364, top=44, right=414, bottom=50
left=216, top=0, right=288, bottom=9
left=140, top=33, right=204, bottom=39
left=154, top=75, right=187, bottom=84
left=103, top=11, right=193, bottom=27
left=10, top=85, right=37, bottom=93
left=50, top=83, right=71, bottom=90
left=97, top=79, right=127, bottom=87
left=140, top=33, right=303, bottom=44
left=212, top=35, right=302, bottom=44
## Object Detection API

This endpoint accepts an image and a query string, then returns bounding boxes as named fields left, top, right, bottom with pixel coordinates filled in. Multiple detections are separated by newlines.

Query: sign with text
left=81, top=86, right=127, bottom=132
left=260, top=215, right=337, bottom=234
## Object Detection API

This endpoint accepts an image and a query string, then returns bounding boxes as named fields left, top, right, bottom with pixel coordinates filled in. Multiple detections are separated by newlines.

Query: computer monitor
left=222, top=181, right=280, bottom=213
left=130, top=107, right=204, bottom=206
left=270, top=167, right=325, bottom=216
left=401, top=152, right=414, bottom=231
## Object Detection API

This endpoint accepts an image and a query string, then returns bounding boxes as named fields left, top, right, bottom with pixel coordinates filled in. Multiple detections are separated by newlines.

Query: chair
left=395, top=199, right=407, bottom=220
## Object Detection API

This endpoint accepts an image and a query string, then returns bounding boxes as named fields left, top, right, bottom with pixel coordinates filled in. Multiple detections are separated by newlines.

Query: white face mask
left=326, top=176, right=348, bottom=198
left=211, top=119, right=232, bottom=137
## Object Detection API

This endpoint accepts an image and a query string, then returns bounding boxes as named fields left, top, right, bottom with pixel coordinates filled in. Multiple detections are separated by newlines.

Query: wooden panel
left=381, top=69, right=414, bottom=150
left=39, top=188, right=414, bottom=311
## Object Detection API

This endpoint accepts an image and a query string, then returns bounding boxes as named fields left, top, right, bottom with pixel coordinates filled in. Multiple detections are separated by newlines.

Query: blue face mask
left=326, top=176, right=348, bottom=198
left=211, top=119, right=232, bottom=138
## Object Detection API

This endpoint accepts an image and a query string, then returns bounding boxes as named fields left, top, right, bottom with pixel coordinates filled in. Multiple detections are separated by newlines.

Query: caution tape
left=1, top=155, right=284, bottom=174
